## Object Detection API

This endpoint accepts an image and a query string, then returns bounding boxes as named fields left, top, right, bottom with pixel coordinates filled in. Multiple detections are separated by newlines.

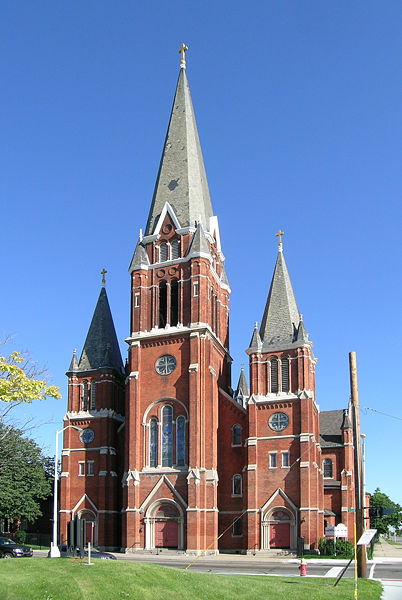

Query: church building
left=60, top=48, right=356, bottom=554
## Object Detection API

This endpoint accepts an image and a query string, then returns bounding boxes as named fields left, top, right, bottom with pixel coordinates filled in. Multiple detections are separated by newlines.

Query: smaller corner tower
left=245, top=232, right=322, bottom=553
left=60, top=272, right=125, bottom=550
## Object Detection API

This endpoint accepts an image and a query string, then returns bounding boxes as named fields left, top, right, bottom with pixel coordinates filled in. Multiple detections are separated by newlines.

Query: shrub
left=318, top=537, right=353, bottom=558
left=15, top=530, right=26, bottom=544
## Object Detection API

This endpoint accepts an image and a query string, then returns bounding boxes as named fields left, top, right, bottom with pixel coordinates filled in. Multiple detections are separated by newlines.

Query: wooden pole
left=349, top=351, right=367, bottom=578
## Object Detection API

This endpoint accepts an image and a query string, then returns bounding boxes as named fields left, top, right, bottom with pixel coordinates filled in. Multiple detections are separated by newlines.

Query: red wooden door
left=270, top=523, right=290, bottom=548
left=155, top=520, right=178, bottom=548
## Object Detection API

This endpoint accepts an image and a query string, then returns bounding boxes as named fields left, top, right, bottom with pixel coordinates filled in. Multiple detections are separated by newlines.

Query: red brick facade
left=59, top=62, right=356, bottom=554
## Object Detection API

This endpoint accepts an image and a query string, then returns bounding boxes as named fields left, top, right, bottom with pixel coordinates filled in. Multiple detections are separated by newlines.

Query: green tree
left=370, top=488, right=402, bottom=535
left=0, top=423, right=52, bottom=522
left=0, top=350, right=61, bottom=416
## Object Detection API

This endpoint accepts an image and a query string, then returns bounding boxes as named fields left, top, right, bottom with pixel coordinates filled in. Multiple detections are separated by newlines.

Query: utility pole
left=349, top=351, right=367, bottom=578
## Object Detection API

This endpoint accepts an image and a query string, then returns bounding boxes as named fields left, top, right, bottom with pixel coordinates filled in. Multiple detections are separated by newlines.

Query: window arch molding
left=142, top=397, right=189, bottom=424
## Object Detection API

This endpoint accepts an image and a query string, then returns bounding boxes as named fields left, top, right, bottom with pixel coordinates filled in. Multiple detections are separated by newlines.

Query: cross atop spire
left=101, top=268, right=107, bottom=287
left=179, top=43, right=188, bottom=69
left=275, top=229, right=284, bottom=249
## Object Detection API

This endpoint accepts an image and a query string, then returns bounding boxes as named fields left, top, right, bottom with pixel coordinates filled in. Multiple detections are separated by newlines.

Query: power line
left=361, top=406, right=402, bottom=422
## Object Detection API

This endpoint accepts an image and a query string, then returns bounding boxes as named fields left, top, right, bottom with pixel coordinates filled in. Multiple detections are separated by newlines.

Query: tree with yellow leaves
left=0, top=350, right=61, bottom=425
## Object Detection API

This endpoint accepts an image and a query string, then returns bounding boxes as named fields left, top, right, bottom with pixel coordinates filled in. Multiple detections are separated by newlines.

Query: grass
left=0, top=558, right=382, bottom=600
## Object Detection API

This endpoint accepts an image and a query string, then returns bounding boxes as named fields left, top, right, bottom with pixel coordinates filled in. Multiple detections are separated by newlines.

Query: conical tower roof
left=67, top=349, right=79, bottom=373
left=78, top=287, right=123, bottom=374
left=260, top=246, right=302, bottom=349
left=236, top=365, right=249, bottom=397
left=144, top=64, right=213, bottom=235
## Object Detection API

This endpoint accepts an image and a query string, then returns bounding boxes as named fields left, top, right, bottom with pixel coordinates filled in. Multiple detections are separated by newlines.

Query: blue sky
left=1, top=2, right=401, bottom=504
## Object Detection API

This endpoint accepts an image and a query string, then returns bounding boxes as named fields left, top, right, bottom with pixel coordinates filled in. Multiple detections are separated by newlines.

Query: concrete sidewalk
left=374, top=536, right=402, bottom=560
left=373, top=537, right=402, bottom=600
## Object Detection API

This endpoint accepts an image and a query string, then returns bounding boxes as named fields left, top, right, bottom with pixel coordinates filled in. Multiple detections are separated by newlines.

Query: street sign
left=357, top=529, right=377, bottom=546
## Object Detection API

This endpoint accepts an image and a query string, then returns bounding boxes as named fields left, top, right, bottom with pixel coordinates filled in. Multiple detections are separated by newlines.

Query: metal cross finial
left=275, top=229, right=285, bottom=247
left=179, top=43, right=188, bottom=68
left=101, top=268, right=107, bottom=286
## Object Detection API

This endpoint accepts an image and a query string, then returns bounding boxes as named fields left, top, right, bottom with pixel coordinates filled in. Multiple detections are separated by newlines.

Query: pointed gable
left=260, top=248, right=301, bottom=348
left=144, top=67, right=214, bottom=235
left=186, top=222, right=211, bottom=258
left=78, top=287, right=123, bottom=373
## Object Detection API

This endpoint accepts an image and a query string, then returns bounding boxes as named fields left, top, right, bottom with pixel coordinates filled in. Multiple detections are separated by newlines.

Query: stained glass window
left=150, top=418, right=158, bottom=467
left=232, top=474, right=242, bottom=496
left=162, top=406, right=173, bottom=467
left=232, top=424, right=242, bottom=446
left=323, top=458, right=333, bottom=478
left=176, top=416, right=186, bottom=466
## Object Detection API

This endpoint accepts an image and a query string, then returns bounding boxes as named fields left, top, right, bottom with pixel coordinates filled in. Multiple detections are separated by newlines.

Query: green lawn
left=0, top=558, right=382, bottom=600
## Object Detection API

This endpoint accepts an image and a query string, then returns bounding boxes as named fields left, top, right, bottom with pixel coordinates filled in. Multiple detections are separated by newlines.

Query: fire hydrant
left=299, top=558, right=307, bottom=576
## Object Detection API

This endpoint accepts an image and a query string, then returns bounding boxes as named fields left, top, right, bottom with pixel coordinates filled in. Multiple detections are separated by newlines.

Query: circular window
left=269, top=412, right=289, bottom=431
left=155, top=355, right=177, bottom=375
left=80, top=428, right=95, bottom=444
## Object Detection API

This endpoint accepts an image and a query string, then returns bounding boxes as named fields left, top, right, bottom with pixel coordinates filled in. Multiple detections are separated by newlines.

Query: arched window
left=232, top=424, right=242, bottom=446
left=176, top=416, right=186, bottom=466
left=232, top=474, right=242, bottom=496
left=323, top=458, right=333, bottom=478
left=270, top=359, right=278, bottom=393
left=171, top=240, right=179, bottom=260
left=159, top=281, right=167, bottom=328
left=281, top=358, right=289, bottom=392
left=90, top=384, right=96, bottom=410
left=160, top=243, right=168, bottom=262
left=170, top=279, right=179, bottom=326
left=149, top=418, right=158, bottom=467
left=82, top=380, right=89, bottom=411
left=162, top=405, right=173, bottom=467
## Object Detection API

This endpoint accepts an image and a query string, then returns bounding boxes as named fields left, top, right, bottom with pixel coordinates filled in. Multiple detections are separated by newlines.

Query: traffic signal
left=369, top=507, right=394, bottom=518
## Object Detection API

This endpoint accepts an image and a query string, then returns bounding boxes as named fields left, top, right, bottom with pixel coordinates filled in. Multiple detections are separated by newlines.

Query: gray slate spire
left=248, top=322, right=262, bottom=351
left=341, top=409, right=352, bottom=430
left=144, top=68, right=213, bottom=235
left=78, top=287, right=123, bottom=374
left=260, top=248, right=301, bottom=348
left=67, top=349, right=79, bottom=373
left=129, top=237, right=150, bottom=273
left=236, top=365, right=249, bottom=397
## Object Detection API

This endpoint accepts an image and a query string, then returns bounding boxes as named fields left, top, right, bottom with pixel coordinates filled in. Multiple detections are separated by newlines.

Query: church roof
left=144, top=66, right=213, bottom=235
left=259, top=247, right=303, bottom=349
left=319, top=410, right=345, bottom=447
left=77, top=287, right=123, bottom=374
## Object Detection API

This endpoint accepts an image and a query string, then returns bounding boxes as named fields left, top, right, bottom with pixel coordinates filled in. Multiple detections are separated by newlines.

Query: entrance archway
left=145, top=499, right=184, bottom=550
left=77, top=510, right=97, bottom=547
left=261, top=507, right=296, bottom=550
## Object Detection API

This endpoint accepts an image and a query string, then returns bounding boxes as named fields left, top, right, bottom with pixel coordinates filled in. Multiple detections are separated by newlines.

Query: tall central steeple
left=144, top=49, right=213, bottom=236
